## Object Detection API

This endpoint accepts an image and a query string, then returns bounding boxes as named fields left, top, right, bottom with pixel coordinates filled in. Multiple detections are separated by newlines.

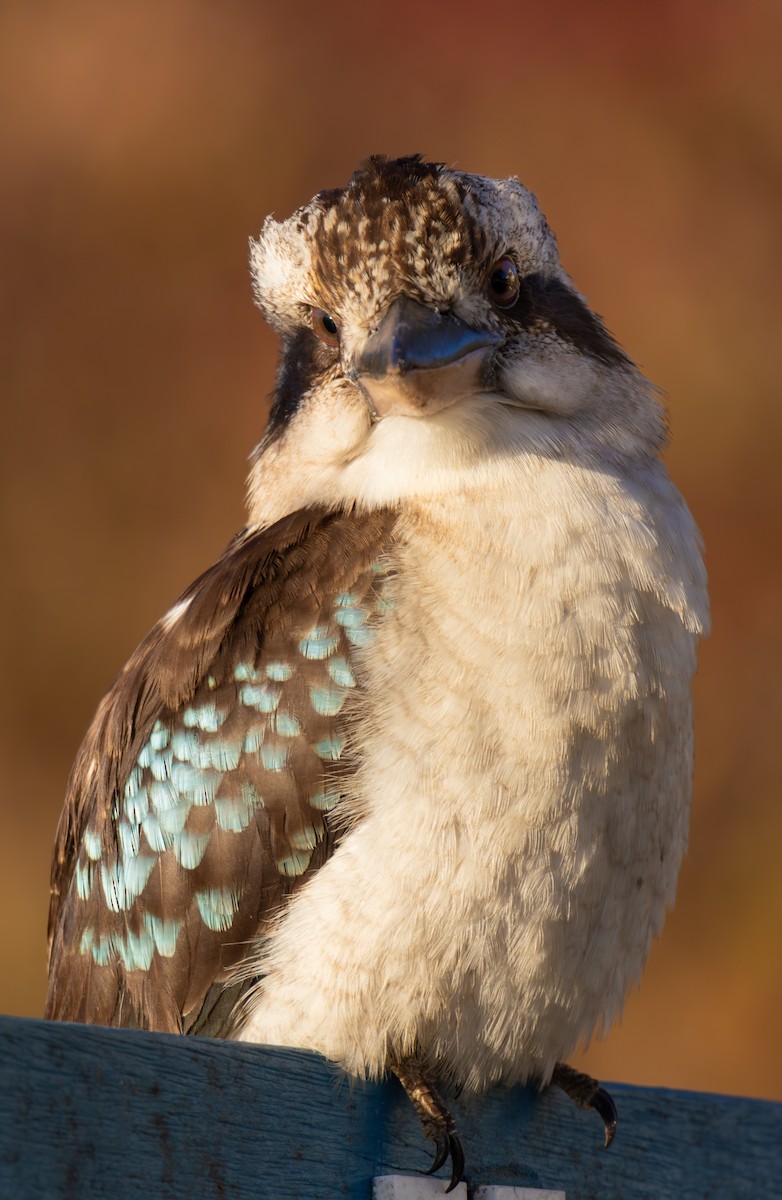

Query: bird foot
left=551, top=1061, right=618, bottom=1147
left=393, top=1055, right=465, bottom=1193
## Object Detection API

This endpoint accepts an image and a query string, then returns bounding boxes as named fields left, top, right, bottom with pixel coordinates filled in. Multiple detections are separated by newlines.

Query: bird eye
left=488, top=257, right=520, bottom=308
left=312, top=307, right=340, bottom=347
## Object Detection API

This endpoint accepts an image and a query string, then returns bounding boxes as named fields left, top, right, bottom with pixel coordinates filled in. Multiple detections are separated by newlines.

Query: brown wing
left=46, top=506, right=396, bottom=1033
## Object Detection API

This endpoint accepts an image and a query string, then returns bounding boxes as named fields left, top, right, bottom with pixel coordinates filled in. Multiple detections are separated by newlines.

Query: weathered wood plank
left=1, top=1016, right=780, bottom=1199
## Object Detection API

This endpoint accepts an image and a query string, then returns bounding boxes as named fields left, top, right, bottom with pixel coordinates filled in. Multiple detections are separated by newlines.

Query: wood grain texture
left=1, top=1016, right=779, bottom=1199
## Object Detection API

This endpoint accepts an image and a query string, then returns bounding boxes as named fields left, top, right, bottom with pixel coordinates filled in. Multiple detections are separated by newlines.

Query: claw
left=426, top=1132, right=449, bottom=1176
left=551, top=1061, right=618, bottom=1148
left=591, top=1085, right=618, bottom=1147
left=446, top=1132, right=465, bottom=1193
left=425, top=1129, right=464, bottom=1192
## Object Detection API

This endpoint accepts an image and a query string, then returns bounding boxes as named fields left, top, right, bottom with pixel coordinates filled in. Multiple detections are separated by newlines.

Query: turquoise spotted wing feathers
left=46, top=507, right=395, bottom=1032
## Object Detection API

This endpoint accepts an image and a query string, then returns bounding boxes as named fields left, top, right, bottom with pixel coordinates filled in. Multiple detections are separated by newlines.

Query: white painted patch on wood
left=474, top=1187, right=566, bottom=1200
left=373, top=1175, right=468, bottom=1199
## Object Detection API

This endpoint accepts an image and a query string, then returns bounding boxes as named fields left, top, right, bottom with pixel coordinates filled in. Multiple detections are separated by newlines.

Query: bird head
left=247, top=155, right=665, bottom=524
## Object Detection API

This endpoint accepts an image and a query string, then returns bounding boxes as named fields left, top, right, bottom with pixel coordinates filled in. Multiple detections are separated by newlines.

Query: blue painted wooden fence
left=1, top=1015, right=780, bottom=1198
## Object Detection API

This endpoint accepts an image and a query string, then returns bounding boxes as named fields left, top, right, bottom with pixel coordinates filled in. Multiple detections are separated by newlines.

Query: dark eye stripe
left=508, top=273, right=629, bottom=366
left=261, top=327, right=335, bottom=447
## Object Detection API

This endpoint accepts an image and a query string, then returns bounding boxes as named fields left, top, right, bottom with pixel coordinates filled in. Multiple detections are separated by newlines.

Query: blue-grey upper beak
left=350, top=295, right=503, bottom=417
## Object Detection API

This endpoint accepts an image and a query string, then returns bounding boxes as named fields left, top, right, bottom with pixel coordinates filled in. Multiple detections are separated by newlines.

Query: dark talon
left=446, top=1132, right=465, bottom=1192
left=591, top=1085, right=618, bottom=1147
left=551, top=1061, right=618, bottom=1148
left=426, top=1132, right=449, bottom=1175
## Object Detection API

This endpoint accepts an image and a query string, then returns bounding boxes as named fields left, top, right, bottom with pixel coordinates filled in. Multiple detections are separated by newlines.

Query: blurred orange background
left=1, top=0, right=780, bottom=1102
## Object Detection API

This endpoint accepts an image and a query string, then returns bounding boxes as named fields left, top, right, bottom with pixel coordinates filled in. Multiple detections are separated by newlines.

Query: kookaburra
left=46, top=155, right=709, bottom=1188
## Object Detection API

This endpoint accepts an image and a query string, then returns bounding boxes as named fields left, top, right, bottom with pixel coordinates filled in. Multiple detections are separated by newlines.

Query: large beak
left=350, top=295, right=503, bottom=418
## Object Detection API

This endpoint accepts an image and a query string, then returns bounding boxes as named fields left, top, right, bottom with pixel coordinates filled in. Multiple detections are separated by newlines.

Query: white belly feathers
left=236, top=454, right=708, bottom=1089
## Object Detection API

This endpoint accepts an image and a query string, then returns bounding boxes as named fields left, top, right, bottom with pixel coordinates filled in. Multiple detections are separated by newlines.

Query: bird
left=46, top=154, right=709, bottom=1189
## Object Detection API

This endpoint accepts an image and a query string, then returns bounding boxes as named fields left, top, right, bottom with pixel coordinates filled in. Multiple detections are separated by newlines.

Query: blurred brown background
left=1, top=0, right=780, bottom=1101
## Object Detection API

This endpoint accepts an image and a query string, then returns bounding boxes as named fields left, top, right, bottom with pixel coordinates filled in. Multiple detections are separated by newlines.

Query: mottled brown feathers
left=46, top=506, right=397, bottom=1032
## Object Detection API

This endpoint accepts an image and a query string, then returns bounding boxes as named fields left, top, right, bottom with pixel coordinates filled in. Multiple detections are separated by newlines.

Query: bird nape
left=46, top=154, right=709, bottom=1191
